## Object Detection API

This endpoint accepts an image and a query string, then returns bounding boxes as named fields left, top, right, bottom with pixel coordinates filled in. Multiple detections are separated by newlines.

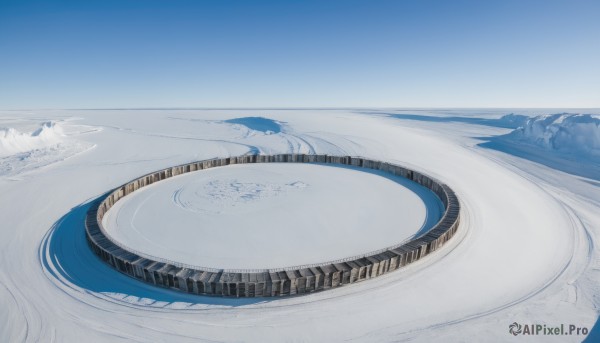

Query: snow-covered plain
left=0, top=109, right=599, bottom=342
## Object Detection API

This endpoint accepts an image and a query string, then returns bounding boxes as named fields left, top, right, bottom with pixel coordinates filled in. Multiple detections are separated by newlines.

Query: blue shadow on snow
left=39, top=195, right=271, bottom=307
left=583, top=316, right=600, bottom=342
left=371, top=112, right=528, bottom=129
left=377, top=112, right=600, bottom=181
left=477, top=136, right=600, bottom=181
left=224, top=117, right=282, bottom=133
left=38, top=164, right=443, bottom=307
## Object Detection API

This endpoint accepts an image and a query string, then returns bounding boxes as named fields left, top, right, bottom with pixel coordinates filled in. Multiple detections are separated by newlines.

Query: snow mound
left=0, top=121, right=65, bottom=157
left=507, top=113, right=600, bottom=156
left=0, top=121, right=95, bottom=177
left=497, top=113, right=529, bottom=128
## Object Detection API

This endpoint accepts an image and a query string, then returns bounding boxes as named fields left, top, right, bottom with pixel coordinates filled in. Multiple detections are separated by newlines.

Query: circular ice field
left=102, top=163, right=443, bottom=270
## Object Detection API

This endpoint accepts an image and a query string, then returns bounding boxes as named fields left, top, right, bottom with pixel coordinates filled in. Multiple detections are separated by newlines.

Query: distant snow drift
left=497, top=113, right=529, bottom=128
left=0, top=121, right=64, bottom=157
left=0, top=121, right=95, bottom=176
left=507, top=113, right=600, bottom=156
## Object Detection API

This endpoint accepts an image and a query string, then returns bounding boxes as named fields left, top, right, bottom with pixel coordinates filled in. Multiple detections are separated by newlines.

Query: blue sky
left=1, top=0, right=598, bottom=109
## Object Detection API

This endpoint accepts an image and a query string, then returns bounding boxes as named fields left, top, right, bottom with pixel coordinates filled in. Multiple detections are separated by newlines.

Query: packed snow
left=102, top=163, right=442, bottom=270
left=0, top=109, right=599, bottom=342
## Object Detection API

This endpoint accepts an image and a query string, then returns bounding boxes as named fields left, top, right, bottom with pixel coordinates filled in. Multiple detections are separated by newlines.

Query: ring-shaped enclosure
left=85, top=154, right=460, bottom=297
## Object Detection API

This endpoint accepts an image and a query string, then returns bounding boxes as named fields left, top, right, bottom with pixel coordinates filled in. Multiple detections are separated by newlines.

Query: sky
left=0, top=0, right=599, bottom=109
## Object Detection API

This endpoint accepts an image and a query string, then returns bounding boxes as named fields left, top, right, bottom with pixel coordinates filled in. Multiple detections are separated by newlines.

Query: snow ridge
left=507, top=113, right=600, bottom=156
left=0, top=121, right=65, bottom=157
left=0, top=121, right=95, bottom=176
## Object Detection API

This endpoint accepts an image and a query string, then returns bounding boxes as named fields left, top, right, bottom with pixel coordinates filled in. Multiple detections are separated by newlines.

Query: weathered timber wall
left=85, top=154, right=461, bottom=297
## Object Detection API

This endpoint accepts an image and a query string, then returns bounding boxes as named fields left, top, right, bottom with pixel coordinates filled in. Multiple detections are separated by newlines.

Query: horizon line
left=2, top=106, right=600, bottom=111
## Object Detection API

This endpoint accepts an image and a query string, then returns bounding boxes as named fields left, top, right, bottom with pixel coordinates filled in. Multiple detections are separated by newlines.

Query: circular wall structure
left=102, top=163, right=443, bottom=270
left=85, top=154, right=460, bottom=297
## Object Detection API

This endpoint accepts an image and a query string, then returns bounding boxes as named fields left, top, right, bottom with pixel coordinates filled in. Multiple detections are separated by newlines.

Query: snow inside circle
left=102, top=163, right=443, bottom=270
left=172, top=178, right=308, bottom=215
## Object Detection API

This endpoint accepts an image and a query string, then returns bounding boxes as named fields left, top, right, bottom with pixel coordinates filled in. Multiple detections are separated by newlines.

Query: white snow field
left=103, top=162, right=442, bottom=270
left=0, top=109, right=599, bottom=342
